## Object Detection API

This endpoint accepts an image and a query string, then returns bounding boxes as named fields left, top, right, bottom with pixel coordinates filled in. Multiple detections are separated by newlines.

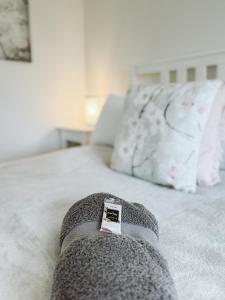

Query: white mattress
left=0, top=145, right=225, bottom=300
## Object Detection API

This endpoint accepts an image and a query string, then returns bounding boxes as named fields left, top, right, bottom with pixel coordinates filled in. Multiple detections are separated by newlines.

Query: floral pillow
left=197, top=84, right=225, bottom=185
left=110, top=81, right=223, bottom=193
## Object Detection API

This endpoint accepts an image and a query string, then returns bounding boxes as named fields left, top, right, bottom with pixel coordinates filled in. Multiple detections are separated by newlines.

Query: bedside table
left=58, top=127, right=93, bottom=148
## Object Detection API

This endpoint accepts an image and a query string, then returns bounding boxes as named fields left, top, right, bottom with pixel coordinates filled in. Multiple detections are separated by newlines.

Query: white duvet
left=0, top=145, right=225, bottom=300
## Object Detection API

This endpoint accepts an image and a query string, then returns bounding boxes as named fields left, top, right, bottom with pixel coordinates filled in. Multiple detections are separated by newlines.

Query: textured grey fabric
left=51, top=193, right=177, bottom=300
left=61, top=221, right=159, bottom=253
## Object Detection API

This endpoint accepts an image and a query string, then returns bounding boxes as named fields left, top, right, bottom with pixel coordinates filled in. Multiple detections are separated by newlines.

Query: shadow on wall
left=0, top=129, right=61, bottom=163
left=36, top=129, right=61, bottom=155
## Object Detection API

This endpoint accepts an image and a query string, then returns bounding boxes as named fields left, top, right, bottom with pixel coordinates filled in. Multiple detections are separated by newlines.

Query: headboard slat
left=177, top=68, right=186, bottom=84
left=218, top=64, right=225, bottom=79
left=161, top=70, right=170, bottom=84
left=196, top=66, right=207, bottom=81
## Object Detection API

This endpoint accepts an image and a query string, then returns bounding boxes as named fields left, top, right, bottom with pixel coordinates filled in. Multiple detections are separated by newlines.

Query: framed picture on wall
left=0, top=0, right=31, bottom=62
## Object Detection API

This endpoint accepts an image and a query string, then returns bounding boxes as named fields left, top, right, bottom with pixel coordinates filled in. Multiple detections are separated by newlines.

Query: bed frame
left=130, top=50, right=225, bottom=85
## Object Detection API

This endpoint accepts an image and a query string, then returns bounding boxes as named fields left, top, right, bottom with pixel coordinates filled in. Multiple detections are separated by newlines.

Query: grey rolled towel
left=51, top=193, right=177, bottom=300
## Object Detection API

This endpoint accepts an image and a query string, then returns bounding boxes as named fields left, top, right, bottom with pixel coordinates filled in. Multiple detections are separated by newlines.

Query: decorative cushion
left=111, top=81, right=223, bottom=193
left=91, top=94, right=125, bottom=146
left=197, top=83, right=225, bottom=185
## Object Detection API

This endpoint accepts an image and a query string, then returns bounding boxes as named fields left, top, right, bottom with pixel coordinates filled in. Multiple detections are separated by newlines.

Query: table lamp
left=85, top=96, right=99, bottom=128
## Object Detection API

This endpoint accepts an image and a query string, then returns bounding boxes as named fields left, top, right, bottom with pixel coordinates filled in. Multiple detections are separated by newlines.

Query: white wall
left=2, top=0, right=225, bottom=162
left=0, top=0, right=85, bottom=162
left=84, top=0, right=225, bottom=100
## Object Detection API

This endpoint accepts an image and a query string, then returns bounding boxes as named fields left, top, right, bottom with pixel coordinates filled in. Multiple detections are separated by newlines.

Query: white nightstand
left=58, top=127, right=93, bottom=148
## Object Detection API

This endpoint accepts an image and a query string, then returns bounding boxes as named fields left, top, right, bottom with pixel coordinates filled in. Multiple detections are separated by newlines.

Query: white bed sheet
left=0, top=145, right=225, bottom=300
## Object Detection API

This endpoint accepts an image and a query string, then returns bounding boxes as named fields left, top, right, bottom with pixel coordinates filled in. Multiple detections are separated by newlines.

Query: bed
left=1, top=51, right=225, bottom=300
left=0, top=145, right=225, bottom=300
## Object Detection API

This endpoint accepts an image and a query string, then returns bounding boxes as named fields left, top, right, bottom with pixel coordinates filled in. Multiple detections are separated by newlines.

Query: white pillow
left=220, top=108, right=225, bottom=171
left=111, top=81, right=223, bottom=193
left=220, top=155, right=225, bottom=170
left=197, top=84, right=225, bottom=185
left=221, top=157, right=225, bottom=170
left=91, top=94, right=125, bottom=146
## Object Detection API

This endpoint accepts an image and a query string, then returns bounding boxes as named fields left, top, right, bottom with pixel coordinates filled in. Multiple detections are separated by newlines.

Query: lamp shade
left=85, top=96, right=99, bottom=127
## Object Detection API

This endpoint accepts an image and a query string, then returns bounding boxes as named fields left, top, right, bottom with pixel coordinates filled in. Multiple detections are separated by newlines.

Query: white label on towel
left=100, top=198, right=122, bottom=235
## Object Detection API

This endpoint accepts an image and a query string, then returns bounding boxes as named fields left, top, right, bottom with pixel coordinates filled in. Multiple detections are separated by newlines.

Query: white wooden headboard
left=131, top=50, right=225, bottom=85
